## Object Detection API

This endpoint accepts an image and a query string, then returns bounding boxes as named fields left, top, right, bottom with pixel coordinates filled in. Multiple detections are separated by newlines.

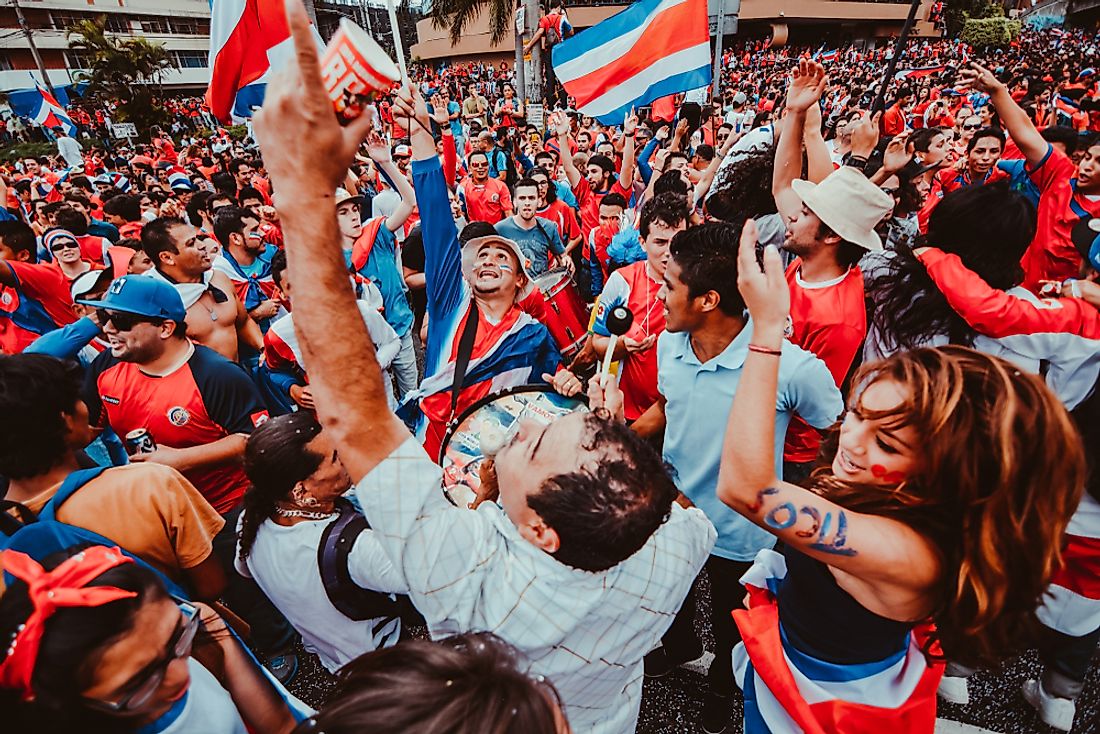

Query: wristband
left=845, top=155, right=869, bottom=170
left=748, top=344, right=782, bottom=356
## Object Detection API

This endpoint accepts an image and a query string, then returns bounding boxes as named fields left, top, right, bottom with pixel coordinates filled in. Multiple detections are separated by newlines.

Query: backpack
left=1, top=467, right=188, bottom=598
left=498, top=146, right=519, bottom=188
left=317, top=498, right=419, bottom=624
left=545, top=16, right=562, bottom=46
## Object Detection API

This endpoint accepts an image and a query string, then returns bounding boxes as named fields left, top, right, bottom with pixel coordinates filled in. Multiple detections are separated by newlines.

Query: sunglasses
left=96, top=309, right=165, bottom=332
left=49, top=239, right=80, bottom=252
left=962, top=124, right=981, bottom=130
left=84, top=602, right=200, bottom=713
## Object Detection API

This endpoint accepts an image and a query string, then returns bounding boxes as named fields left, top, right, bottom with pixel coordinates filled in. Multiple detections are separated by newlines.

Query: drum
left=439, top=386, right=589, bottom=509
left=534, top=268, right=588, bottom=361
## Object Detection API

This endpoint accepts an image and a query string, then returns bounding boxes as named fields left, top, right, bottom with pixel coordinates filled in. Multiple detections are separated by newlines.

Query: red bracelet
left=748, top=344, right=782, bottom=356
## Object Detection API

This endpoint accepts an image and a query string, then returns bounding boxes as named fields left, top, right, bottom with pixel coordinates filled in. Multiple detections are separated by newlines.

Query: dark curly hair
left=295, top=632, right=563, bottom=734
left=238, top=411, right=325, bottom=563
left=639, top=193, right=689, bottom=239
left=866, top=182, right=1036, bottom=354
left=527, top=414, right=679, bottom=572
left=0, top=355, right=84, bottom=479
left=706, top=143, right=778, bottom=222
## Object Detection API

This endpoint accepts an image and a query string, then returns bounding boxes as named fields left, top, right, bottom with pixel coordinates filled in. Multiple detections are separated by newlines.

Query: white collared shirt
left=355, top=438, right=716, bottom=734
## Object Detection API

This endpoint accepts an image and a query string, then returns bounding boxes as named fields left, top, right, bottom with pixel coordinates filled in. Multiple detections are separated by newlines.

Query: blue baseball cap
left=78, top=275, right=187, bottom=323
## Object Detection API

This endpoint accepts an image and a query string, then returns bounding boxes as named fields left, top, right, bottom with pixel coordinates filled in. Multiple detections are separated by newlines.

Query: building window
left=66, top=50, right=95, bottom=70
left=141, top=17, right=172, bottom=34
left=103, top=15, right=132, bottom=34
left=0, top=56, right=14, bottom=72
left=51, top=11, right=84, bottom=31
left=173, top=51, right=208, bottom=69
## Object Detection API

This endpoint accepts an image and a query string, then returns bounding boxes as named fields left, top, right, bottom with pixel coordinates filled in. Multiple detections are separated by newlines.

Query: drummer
left=494, top=177, right=572, bottom=278
left=397, top=87, right=564, bottom=462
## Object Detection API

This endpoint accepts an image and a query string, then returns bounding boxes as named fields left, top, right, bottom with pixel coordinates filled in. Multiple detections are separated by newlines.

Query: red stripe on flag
left=206, top=0, right=291, bottom=122
left=562, top=0, right=708, bottom=109
left=1052, top=535, right=1100, bottom=600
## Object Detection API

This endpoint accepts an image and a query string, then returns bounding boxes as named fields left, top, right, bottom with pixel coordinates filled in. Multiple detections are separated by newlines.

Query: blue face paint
left=498, top=263, right=513, bottom=273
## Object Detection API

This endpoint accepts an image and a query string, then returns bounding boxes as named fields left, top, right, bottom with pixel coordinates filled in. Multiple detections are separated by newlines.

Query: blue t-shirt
left=344, top=226, right=413, bottom=338
left=493, top=216, right=564, bottom=277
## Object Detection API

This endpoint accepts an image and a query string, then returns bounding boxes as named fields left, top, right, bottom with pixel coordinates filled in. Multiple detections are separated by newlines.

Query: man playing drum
left=395, top=87, right=563, bottom=462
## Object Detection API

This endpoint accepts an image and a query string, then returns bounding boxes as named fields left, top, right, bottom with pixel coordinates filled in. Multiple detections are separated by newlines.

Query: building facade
left=0, top=0, right=211, bottom=92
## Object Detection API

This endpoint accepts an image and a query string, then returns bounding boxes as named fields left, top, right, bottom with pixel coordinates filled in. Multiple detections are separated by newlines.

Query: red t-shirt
left=782, top=261, right=866, bottom=463
left=882, top=103, right=907, bottom=136
left=538, top=199, right=581, bottom=244
left=0, top=260, right=76, bottom=354
left=1021, top=145, right=1099, bottom=291
left=571, top=177, right=630, bottom=243
left=457, top=176, right=513, bottom=224
left=592, top=261, right=665, bottom=420
left=84, top=344, right=269, bottom=514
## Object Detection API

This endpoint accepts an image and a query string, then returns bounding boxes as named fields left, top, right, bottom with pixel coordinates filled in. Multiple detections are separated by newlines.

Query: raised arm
left=368, top=134, right=417, bottom=234
left=773, top=60, right=826, bottom=222
left=618, top=109, right=638, bottom=190
left=802, top=102, right=834, bottom=184
left=959, top=63, right=1048, bottom=167
left=553, top=111, right=581, bottom=188
left=716, top=220, right=939, bottom=590
left=251, top=0, right=408, bottom=482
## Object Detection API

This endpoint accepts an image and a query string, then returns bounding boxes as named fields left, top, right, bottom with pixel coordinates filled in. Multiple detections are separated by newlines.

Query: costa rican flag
left=206, top=0, right=320, bottom=122
left=814, top=48, right=839, bottom=64
left=30, top=83, right=77, bottom=137
left=551, top=0, right=712, bottom=124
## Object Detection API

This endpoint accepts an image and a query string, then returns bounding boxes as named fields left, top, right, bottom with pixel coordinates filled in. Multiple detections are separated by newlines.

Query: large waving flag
left=206, top=0, right=298, bottom=122
left=552, top=0, right=712, bottom=125
left=7, top=77, right=77, bottom=136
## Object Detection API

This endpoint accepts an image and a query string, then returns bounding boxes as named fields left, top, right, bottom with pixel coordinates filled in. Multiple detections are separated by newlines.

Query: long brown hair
left=812, top=346, right=1085, bottom=668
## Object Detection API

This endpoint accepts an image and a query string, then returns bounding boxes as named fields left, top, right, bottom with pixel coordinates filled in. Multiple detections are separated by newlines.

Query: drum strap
left=448, top=302, right=480, bottom=427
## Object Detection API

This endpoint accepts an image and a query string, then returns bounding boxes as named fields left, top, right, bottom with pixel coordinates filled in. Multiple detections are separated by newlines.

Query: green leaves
left=64, top=15, right=176, bottom=134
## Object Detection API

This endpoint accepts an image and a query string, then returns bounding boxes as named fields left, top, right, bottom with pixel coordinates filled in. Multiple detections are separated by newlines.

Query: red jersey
left=84, top=344, right=269, bottom=513
left=782, top=262, right=866, bottom=463
left=882, top=103, right=907, bottom=136
left=918, top=165, right=1008, bottom=232
left=1021, top=145, right=1099, bottom=291
left=592, top=261, right=665, bottom=420
left=457, top=176, right=512, bottom=224
left=538, top=199, right=581, bottom=244
left=571, top=177, right=630, bottom=243
left=0, top=260, right=77, bottom=354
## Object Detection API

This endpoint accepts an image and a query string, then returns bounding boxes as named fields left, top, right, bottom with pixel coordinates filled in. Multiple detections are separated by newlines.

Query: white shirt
left=235, top=514, right=408, bottom=673
left=56, top=135, right=83, bottom=168
left=355, top=438, right=716, bottom=734
left=154, top=659, right=247, bottom=734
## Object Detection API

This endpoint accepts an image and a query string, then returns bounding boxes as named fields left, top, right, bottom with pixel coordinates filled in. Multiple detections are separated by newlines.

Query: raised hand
left=623, top=108, right=638, bottom=136
left=736, top=219, right=789, bottom=332
left=252, top=0, right=374, bottom=194
left=958, top=63, right=1004, bottom=95
left=786, top=59, right=827, bottom=113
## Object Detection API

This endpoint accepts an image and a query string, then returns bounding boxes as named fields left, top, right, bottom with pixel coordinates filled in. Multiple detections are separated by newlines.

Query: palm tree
left=66, top=16, right=176, bottom=133
left=430, top=0, right=515, bottom=45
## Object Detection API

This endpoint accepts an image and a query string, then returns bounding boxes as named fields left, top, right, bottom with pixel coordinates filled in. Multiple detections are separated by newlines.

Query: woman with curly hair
left=714, top=223, right=1085, bottom=732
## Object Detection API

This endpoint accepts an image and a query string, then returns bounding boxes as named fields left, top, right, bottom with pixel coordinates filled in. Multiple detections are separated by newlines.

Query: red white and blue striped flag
left=30, top=83, right=76, bottom=137
left=552, top=0, right=712, bottom=124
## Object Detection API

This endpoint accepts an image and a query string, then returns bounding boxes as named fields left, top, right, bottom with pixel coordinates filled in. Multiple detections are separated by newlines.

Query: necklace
left=273, top=506, right=336, bottom=520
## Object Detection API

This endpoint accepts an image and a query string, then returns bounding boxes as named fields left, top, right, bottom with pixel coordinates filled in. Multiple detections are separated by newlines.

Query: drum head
left=534, top=268, right=570, bottom=298
left=440, top=385, right=589, bottom=508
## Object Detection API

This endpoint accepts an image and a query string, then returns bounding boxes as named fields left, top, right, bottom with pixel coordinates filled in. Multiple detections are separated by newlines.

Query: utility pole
left=710, top=0, right=740, bottom=102
left=11, top=0, right=56, bottom=96
left=524, top=0, right=542, bottom=104
left=514, top=4, right=525, bottom=102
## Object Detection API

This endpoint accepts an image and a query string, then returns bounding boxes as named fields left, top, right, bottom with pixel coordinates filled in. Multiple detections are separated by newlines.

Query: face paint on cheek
left=498, top=263, right=513, bottom=272
left=870, top=464, right=907, bottom=483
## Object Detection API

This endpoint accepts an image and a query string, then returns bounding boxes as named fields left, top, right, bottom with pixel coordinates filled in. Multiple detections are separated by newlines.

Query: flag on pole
left=13, top=79, right=78, bottom=136
left=551, top=0, right=711, bottom=124
left=207, top=0, right=317, bottom=122
left=816, top=49, right=839, bottom=64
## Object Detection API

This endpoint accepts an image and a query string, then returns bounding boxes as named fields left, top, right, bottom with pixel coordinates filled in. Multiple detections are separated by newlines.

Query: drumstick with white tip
left=601, top=305, right=635, bottom=380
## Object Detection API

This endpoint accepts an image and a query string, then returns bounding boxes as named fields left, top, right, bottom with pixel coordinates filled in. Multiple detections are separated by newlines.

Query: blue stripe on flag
left=778, top=624, right=910, bottom=683
left=741, top=664, right=771, bottom=734
left=592, top=63, right=712, bottom=125
left=552, top=0, right=678, bottom=68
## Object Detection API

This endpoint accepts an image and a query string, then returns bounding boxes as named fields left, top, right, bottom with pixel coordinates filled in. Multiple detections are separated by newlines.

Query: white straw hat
left=461, top=235, right=535, bottom=301
left=790, top=167, right=895, bottom=252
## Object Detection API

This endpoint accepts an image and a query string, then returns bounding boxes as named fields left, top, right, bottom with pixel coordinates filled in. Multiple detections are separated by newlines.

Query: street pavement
left=282, top=567, right=1099, bottom=733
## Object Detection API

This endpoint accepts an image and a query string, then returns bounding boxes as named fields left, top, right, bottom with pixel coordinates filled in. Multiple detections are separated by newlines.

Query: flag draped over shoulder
left=551, top=0, right=712, bottom=125
left=206, top=0, right=297, bottom=122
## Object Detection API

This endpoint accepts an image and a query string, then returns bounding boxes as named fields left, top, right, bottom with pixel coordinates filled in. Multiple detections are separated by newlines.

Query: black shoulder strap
left=317, top=499, right=404, bottom=622
left=449, top=303, right=480, bottom=425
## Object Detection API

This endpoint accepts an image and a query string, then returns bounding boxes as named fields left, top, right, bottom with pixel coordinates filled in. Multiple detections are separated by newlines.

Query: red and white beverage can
left=320, top=18, right=401, bottom=124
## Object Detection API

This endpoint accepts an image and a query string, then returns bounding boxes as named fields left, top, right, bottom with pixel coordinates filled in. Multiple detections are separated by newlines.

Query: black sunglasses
left=962, top=124, right=981, bottom=130
left=96, top=309, right=164, bottom=331
left=49, top=239, right=79, bottom=252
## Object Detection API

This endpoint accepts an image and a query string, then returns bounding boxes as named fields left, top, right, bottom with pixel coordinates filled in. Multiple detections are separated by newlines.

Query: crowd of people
left=0, top=3, right=1099, bottom=732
